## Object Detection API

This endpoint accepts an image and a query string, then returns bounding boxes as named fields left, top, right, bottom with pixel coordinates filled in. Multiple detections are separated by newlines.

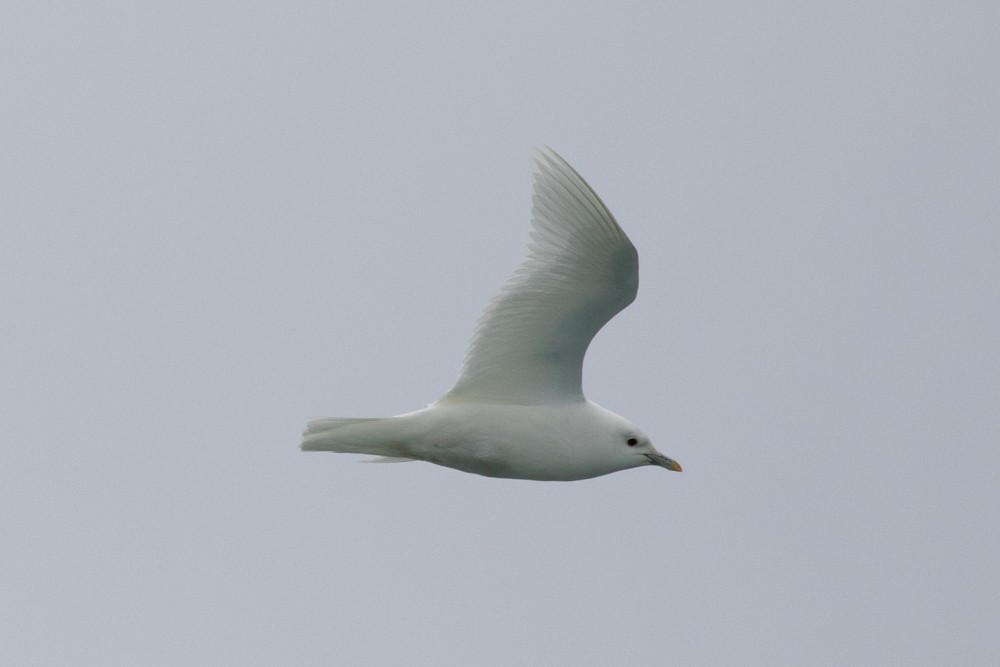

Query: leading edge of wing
left=441, top=147, right=638, bottom=405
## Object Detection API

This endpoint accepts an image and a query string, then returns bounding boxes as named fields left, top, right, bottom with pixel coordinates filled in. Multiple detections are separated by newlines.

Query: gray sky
left=2, top=3, right=998, bottom=665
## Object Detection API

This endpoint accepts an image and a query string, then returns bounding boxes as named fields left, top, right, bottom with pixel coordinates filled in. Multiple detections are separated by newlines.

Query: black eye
left=627, top=437, right=638, bottom=446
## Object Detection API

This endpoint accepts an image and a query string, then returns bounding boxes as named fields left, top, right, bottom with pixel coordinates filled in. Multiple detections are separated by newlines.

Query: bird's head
left=618, top=428, right=682, bottom=473
left=591, top=406, right=681, bottom=475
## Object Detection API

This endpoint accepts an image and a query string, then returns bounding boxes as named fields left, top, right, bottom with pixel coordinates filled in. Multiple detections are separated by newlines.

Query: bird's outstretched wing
left=441, top=147, right=638, bottom=405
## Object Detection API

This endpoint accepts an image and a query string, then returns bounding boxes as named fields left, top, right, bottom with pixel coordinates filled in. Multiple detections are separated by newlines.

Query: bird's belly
left=410, top=401, right=623, bottom=481
left=419, top=428, right=595, bottom=481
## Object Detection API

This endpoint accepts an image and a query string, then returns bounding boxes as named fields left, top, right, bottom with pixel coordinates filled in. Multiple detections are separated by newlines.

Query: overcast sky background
left=2, top=3, right=998, bottom=665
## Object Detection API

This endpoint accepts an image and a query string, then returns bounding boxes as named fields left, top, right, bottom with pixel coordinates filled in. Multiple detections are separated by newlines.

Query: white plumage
left=301, top=148, right=681, bottom=481
left=444, top=148, right=638, bottom=404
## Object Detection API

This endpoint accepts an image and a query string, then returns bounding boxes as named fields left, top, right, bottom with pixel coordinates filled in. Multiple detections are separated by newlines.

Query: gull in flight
left=301, top=147, right=681, bottom=480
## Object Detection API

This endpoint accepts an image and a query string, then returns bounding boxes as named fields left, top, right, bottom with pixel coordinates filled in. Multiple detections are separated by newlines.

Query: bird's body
left=303, top=400, right=661, bottom=481
left=301, top=148, right=681, bottom=481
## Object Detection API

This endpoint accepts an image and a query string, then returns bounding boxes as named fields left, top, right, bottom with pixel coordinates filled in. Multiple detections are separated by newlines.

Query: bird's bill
left=646, top=451, right=682, bottom=472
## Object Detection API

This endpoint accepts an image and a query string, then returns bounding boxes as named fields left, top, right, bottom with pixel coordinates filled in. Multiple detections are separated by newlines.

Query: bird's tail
left=300, top=417, right=414, bottom=459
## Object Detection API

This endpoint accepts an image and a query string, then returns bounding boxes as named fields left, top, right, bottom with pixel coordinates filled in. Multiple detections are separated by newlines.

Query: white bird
left=301, top=147, right=681, bottom=481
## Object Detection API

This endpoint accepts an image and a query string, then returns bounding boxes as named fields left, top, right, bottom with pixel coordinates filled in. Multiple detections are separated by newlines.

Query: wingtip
left=532, top=144, right=569, bottom=173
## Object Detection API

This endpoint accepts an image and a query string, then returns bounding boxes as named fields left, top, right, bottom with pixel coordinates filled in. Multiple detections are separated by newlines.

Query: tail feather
left=300, top=417, right=412, bottom=459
